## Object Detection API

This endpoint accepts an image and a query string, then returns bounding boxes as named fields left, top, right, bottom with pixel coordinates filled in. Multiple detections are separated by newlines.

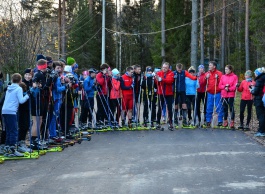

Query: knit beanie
left=36, top=54, right=46, bottom=61
left=188, top=66, right=195, bottom=73
left=112, top=68, right=120, bottom=76
left=67, top=57, right=75, bottom=66
left=198, top=64, right=204, bottom=70
left=254, top=68, right=264, bottom=77
left=24, top=68, right=31, bottom=74
left=59, top=58, right=66, bottom=65
left=245, top=70, right=252, bottom=77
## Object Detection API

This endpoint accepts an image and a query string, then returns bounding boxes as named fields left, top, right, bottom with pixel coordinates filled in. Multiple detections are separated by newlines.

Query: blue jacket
left=84, top=76, right=96, bottom=98
left=185, top=77, right=198, bottom=95
left=52, top=77, right=66, bottom=100
left=2, top=83, right=29, bottom=115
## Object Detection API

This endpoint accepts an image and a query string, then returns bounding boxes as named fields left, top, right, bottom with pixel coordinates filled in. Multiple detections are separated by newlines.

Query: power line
left=47, top=28, right=102, bottom=56
left=106, top=0, right=239, bottom=36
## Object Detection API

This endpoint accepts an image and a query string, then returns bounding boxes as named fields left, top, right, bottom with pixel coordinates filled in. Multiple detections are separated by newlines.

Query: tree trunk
left=161, top=0, right=166, bottom=63
left=191, top=0, right=198, bottom=68
left=221, top=0, right=226, bottom=71
left=200, top=0, right=204, bottom=65
left=245, top=0, right=250, bottom=70
left=88, top=0, right=93, bottom=16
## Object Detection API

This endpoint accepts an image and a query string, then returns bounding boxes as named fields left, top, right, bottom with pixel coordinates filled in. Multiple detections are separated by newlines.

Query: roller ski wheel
left=0, top=158, right=4, bottom=164
left=87, top=135, right=92, bottom=141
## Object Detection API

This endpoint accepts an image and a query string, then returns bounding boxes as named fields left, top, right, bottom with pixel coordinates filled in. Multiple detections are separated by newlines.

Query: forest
left=0, top=0, right=264, bottom=78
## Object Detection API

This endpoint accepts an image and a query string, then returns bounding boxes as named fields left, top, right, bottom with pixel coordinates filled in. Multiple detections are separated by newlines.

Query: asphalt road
left=1, top=128, right=265, bottom=194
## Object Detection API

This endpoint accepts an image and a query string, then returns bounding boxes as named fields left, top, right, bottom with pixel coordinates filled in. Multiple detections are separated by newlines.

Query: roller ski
left=182, top=119, right=193, bottom=129
left=168, top=123, right=174, bottom=131
left=0, top=146, right=39, bottom=160
left=155, top=124, right=164, bottom=131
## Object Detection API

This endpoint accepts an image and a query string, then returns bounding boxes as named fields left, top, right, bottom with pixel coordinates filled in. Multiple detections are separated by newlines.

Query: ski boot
left=30, top=140, right=48, bottom=150
left=168, top=123, right=174, bottom=131
left=238, top=123, right=244, bottom=130
left=155, top=124, right=164, bottom=131
left=182, top=119, right=189, bottom=128
left=244, top=124, right=250, bottom=131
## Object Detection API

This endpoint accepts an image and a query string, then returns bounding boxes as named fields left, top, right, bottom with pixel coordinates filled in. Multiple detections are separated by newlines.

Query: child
left=185, top=66, right=198, bottom=125
left=2, top=73, right=29, bottom=157
left=110, top=68, right=121, bottom=126
left=237, top=70, right=255, bottom=130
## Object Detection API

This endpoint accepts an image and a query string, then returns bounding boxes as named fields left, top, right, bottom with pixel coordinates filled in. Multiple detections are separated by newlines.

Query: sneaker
left=230, top=120, right=235, bottom=128
left=238, top=124, right=243, bottom=130
left=223, top=120, right=228, bottom=127
left=244, top=124, right=250, bottom=131
left=183, top=119, right=188, bottom=127
left=18, top=141, right=32, bottom=153
left=254, top=132, right=265, bottom=137
left=4, top=146, right=24, bottom=157
left=206, top=122, right=211, bottom=127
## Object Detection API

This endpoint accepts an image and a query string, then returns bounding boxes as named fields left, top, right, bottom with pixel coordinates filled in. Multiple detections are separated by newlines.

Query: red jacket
left=204, top=69, right=223, bottom=94
left=110, top=78, right=121, bottom=99
left=218, top=72, right=238, bottom=98
left=238, top=80, right=255, bottom=100
left=155, top=70, right=174, bottom=95
left=96, top=72, right=110, bottom=95
left=121, top=74, right=133, bottom=96
left=197, top=72, right=206, bottom=93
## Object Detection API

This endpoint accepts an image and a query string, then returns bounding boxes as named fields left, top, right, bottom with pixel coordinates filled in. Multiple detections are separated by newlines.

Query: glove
left=154, top=89, right=157, bottom=93
left=131, top=83, right=134, bottom=88
left=206, top=73, right=210, bottom=79
left=174, top=74, right=177, bottom=79
left=236, top=83, right=240, bottom=88
left=27, top=90, right=32, bottom=97
left=215, top=74, right=219, bottom=79
left=158, top=77, right=162, bottom=82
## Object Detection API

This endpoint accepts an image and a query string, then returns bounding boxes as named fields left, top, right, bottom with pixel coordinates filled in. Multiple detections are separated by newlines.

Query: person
left=173, top=63, right=197, bottom=126
left=82, top=69, right=96, bottom=127
left=120, top=67, right=134, bottom=127
left=218, top=65, right=238, bottom=128
left=196, top=65, right=207, bottom=127
left=79, top=70, right=89, bottom=128
left=250, top=67, right=265, bottom=137
left=185, top=66, right=198, bottom=125
left=133, top=65, right=142, bottom=123
left=110, top=68, right=121, bottom=126
left=204, top=61, right=223, bottom=127
left=237, top=70, right=255, bottom=130
left=2, top=73, right=29, bottom=157
left=31, top=59, right=52, bottom=149
left=17, top=68, right=33, bottom=153
left=96, top=63, right=111, bottom=126
left=142, top=67, right=157, bottom=127
left=155, top=62, right=174, bottom=130
left=49, top=62, right=66, bottom=139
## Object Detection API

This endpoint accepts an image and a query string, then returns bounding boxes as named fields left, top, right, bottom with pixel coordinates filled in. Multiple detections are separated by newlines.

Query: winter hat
left=245, top=70, right=252, bottom=77
left=198, top=64, right=204, bottom=70
left=67, top=57, right=75, bottom=66
left=82, top=71, right=89, bottom=76
left=24, top=68, right=31, bottom=74
left=112, top=68, right=120, bottom=76
left=36, top=54, right=46, bottom=61
left=59, top=58, right=66, bottom=65
left=89, top=68, right=96, bottom=74
left=64, top=65, right=72, bottom=73
left=188, top=66, right=195, bottom=73
left=254, top=68, right=265, bottom=77
left=146, top=67, right=152, bottom=72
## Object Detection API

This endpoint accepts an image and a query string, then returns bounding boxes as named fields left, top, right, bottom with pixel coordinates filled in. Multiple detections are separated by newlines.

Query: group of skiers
left=1, top=55, right=265, bottom=157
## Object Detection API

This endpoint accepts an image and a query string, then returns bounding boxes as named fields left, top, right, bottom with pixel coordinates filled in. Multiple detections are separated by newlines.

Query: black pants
left=110, top=99, right=121, bottom=122
left=254, top=99, right=265, bottom=133
left=143, top=94, right=157, bottom=122
left=18, top=110, right=30, bottom=141
left=60, top=104, right=73, bottom=135
left=157, top=95, right=173, bottom=124
left=186, top=95, right=195, bottom=120
left=222, top=97, right=235, bottom=120
left=240, top=100, right=253, bottom=125
left=196, top=92, right=207, bottom=122
left=81, top=98, right=95, bottom=123
left=96, top=95, right=109, bottom=122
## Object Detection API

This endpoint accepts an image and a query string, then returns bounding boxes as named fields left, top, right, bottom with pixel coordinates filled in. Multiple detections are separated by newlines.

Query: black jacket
left=251, top=73, right=265, bottom=100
